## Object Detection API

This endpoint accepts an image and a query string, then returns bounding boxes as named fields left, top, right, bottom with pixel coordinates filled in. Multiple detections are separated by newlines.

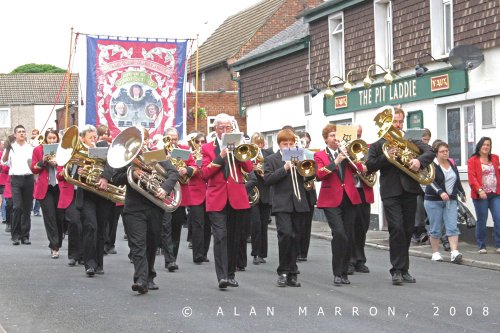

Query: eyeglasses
left=195, top=140, right=206, bottom=144
left=217, top=126, right=233, bottom=131
left=438, top=149, right=449, bottom=153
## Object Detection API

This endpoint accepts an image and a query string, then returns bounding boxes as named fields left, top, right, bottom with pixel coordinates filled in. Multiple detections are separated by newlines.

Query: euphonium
left=345, top=139, right=378, bottom=187
left=107, top=127, right=181, bottom=212
left=242, top=171, right=260, bottom=206
left=56, top=126, right=126, bottom=204
left=374, top=105, right=435, bottom=185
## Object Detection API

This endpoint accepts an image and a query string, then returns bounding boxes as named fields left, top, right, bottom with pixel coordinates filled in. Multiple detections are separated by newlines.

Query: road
left=0, top=217, right=498, bottom=332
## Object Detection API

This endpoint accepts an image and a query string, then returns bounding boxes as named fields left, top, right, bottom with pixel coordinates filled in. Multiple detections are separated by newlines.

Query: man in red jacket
left=201, top=113, right=253, bottom=289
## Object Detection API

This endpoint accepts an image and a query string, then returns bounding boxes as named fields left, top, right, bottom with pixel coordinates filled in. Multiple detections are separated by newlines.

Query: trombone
left=227, top=142, right=259, bottom=183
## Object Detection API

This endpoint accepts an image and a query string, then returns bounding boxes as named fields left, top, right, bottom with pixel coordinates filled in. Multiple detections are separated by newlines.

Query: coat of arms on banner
left=86, top=37, right=188, bottom=139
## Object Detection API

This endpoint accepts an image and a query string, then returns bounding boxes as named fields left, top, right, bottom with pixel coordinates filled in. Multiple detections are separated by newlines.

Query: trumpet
left=188, top=137, right=202, bottom=161
left=162, top=135, right=190, bottom=184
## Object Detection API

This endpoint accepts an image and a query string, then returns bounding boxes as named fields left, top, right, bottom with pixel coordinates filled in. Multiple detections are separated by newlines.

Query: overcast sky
left=0, top=0, right=261, bottom=73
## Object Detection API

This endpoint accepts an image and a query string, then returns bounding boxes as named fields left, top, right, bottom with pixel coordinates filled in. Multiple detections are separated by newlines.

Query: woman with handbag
left=424, top=141, right=466, bottom=263
left=467, top=137, right=500, bottom=253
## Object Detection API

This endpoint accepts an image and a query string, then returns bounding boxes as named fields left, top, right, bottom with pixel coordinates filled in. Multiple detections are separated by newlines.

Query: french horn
left=107, top=127, right=181, bottom=212
left=374, top=105, right=435, bottom=185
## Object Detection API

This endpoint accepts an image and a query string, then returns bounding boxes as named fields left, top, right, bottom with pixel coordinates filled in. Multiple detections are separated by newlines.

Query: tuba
left=56, top=126, right=126, bottom=204
left=345, top=139, right=378, bottom=187
left=107, top=127, right=181, bottom=212
left=374, top=106, right=435, bottom=185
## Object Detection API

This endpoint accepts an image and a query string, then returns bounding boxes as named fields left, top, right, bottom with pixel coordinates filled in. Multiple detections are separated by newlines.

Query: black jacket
left=366, top=138, right=435, bottom=199
left=425, top=159, right=465, bottom=201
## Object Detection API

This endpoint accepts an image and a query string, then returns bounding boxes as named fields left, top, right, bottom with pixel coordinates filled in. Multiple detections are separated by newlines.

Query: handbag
left=457, top=196, right=476, bottom=229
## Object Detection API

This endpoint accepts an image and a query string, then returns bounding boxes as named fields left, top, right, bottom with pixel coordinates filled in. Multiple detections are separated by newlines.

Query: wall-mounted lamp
left=309, top=78, right=328, bottom=98
left=415, top=52, right=448, bottom=77
left=363, top=64, right=394, bottom=89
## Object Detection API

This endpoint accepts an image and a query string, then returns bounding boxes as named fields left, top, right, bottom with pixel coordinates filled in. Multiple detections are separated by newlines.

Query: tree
left=11, top=63, right=65, bottom=74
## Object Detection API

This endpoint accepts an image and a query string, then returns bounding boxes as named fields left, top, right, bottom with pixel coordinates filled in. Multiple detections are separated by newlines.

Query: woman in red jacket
left=467, top=136, right=500, bottom=253
left=31, top=129, right=63, bottom=258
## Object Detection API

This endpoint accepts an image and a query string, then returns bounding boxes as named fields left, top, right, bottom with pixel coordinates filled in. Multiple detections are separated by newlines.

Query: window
left=446, top=104, right=475, bottom=166
left=430, top=0, right=454, bottom=57
left=374, top=0, right=393, bottom=70
left=0, top=108, right=11, bottom=128
left=328, top=12, right=344, bottom=81
left=201, top=72, right=206, bottom=91
left=304, top=95, right=312, bottom=116
left=207, top=116, right=217, bottom=137
left=482, top=99, right=495, bottom=128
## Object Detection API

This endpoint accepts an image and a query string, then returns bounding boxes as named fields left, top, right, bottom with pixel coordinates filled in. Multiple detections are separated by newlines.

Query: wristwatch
left=478, top=188, right=484, bottom=194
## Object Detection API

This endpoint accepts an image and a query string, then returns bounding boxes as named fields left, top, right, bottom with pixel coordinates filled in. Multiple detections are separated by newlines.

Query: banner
left=86, top=36, right=188, bottom=139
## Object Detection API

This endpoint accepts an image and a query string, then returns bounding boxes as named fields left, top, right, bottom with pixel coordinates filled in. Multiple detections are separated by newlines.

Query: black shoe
left=167, top=262, right=176, bottom=272
left=132, top=283, right=148, bottom=294
left=402, top=272, right=416, bottom=283
left=419, top=233, right=429, bottom=243
left=227, top=279, right=239, bottom=287
left=392, top=272, right=403, bottom=285
left=147, top=280, right=159, bottom=290
left=203, top=256, right=210, bottom=263
left=355, top=264, right=370, bottom=273
left=259, top=257, right=266, bottom=264
left=277, top=274, right=287, bottom=287
left=12, top=239, right=20, bottom=246
left=107, top=246, right=117, bottom=254
left=218, top=279, right=229, bottom=289
left=253, top=256, right=260, bottom=265
left=78, top=259, right=85, bottom=265
left=21, top=239, right=31, bottom=245
left=86, top=267, right=95, bottom=277
left=296, top=256, right=305, bottom=262
left=123, top=234, right=128, bottom=241
left=68, top=258, right=77, bottom=266
left=246, top=236, right=251, bottom=243
left=341, top=275, right=351, bottom=285
left=236, top=266, right=245, bottom=271
left=286, top=277, right=301, bottom=287
left=334, top=276, right=343, bottom=286
left=347, top=264, right=355, bottom=275
left=95, top=267, right=104, bottom=275
left=188, top=242, right=192, bottom=249
left=5, top=224, right=11, bottom=233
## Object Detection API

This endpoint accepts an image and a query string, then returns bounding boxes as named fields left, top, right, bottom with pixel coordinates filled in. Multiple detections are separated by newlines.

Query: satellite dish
left=449, top=45, right=484, bottom=70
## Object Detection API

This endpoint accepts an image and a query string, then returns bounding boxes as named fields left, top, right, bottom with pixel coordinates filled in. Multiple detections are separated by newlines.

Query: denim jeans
left=424, top=200, right=460, bottom=239
left=1, top=194, right=6, bottom=222
left=472, top=194, right=500, bottom=249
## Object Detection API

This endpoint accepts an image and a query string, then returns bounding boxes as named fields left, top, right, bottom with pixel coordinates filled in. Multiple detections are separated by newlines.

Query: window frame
left=0, top=108, right=11, bottom=128
left=481, top=99, right=495, bottom=129
left=374, top=0, right=393, bottom=72
left=430, top=0, right=454, bottom=58
left=328, top=12, right=345, bottom=83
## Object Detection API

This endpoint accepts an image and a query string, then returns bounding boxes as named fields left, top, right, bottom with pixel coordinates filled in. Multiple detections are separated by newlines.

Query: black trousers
left=40, top=185, right=64, bottom=250
left=351, top=188, right=371, bottom=266
left=6, top=197, right=13, bottom=226
left=81, top=192, right=110, bottom=270
left=104, top=203, right=118, bottom=250
left=383, top=191, right=418, bottom=275
left=65, top=190, right=83, bottom=260
left=237, top=209, right=251, bottom=268
left=251, top=202, right=270, bottom=258
left=10, top=175, right=34, bottom=241
left=323, top=192, right=356, bottom=277
left=274, top=211, right=305, bottom=277
left=297, top=206, right=314, bottom=258
left=208, top=203, right=246, bottom=281
left=189, top=203, right=211, bottom=262
left=123, top=207, right=163, bottom=285
left=162, top=207, right=186, bottom=264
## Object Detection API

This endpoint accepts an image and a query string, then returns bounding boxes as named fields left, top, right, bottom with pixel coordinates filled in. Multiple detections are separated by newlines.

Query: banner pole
left=194, top=34, right=199, bottom=131
left=64, top=27, right=74, bottom=129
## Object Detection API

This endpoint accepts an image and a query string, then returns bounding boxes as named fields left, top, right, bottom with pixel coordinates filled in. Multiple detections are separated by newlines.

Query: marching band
left=2, top=107, right=438, bottom=293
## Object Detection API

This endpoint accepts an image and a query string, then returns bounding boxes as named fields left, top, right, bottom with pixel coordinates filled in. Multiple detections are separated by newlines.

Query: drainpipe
left=230, top=73, right=243, bottom=117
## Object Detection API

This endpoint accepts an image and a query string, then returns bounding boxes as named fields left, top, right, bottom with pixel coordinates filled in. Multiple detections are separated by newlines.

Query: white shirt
left=3, top=142, right=33, bottom=176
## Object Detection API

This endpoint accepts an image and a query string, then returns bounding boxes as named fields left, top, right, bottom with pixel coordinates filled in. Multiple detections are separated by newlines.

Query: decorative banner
left=86, top=36, right=188, bottom=139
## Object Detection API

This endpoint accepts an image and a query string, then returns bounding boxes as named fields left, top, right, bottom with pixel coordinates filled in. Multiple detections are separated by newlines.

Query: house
left=0, top=73, right=79, bottom=135
left=186, top=0, right=323, bottom=136
left=232, top=0, right=500, bottom=230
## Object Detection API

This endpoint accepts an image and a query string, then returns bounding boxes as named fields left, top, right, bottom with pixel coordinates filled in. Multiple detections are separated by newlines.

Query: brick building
left=186, top=0, right=322, bottom=136
left=232, top=0, right=500, bottom=228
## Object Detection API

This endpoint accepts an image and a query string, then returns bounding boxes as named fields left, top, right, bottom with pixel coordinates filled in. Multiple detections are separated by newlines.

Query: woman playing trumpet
left=31, top=128, right=64, bottom=258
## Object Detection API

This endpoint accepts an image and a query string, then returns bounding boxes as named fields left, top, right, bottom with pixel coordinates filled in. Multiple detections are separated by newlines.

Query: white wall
left=34, top=105, right=64, bottom=132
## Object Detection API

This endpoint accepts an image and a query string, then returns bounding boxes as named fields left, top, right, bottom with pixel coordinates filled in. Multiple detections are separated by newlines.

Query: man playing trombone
left=264, top=129, right=312, bottom=288
left=201, top=113, right=253, bottom=290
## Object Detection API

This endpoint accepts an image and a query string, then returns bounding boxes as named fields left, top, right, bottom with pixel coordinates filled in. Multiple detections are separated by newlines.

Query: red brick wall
left=454, top=0, right=500, bottom=48
left=186, top=92, right=246, bottom=135
left=194, top=66, right=238, bottom=92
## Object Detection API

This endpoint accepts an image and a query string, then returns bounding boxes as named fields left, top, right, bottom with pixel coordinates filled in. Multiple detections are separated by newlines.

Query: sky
left=0, top=0, right=262, bottom=73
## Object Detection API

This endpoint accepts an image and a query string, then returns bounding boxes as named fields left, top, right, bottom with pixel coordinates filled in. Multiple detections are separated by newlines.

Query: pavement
left=300, top=219, right=500, bottom=272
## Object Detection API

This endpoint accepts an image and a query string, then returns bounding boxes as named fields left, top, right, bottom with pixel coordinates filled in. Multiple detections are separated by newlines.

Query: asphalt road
left=0, top=217, right=499, bottom=333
